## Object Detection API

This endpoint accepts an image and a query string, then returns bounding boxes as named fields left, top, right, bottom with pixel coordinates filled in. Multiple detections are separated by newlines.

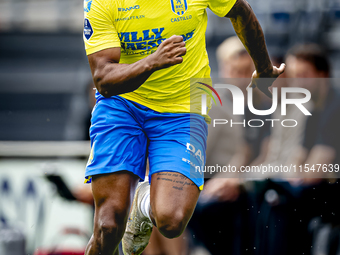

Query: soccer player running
left=83, top=0, right=285, bottom=254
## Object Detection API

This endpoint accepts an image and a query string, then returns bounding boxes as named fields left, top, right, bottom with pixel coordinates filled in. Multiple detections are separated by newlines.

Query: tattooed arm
left=226, top=0, right=285, bottom=97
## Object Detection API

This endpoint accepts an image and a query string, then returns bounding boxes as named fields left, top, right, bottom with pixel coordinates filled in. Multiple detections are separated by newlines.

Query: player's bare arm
left=226, top=0, right=285, bottom=97
left=88, top=35, right=186, bottom=98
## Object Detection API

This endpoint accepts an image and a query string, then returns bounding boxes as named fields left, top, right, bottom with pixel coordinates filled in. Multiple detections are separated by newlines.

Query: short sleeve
left=207, top=0, right=237, bottom=17
left=83, top=0, right=121, bottom=55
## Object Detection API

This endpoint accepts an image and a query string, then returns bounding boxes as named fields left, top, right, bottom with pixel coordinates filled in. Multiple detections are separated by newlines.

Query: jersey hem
left=119, top=94, right=211, bottom=124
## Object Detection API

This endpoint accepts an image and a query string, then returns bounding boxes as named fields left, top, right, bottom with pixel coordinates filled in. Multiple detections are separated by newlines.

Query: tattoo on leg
left=155, top=172, right=196, bottom=191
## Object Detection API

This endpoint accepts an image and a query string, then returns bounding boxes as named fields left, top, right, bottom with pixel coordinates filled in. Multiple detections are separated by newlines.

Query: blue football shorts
left=84, top=95, right=208, bottom=190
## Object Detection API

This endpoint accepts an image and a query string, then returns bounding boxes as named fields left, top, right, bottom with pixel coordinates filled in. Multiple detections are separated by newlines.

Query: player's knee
left=94, top=204, right=129, bottom=241
left=98, top=221, right=120, bottom=238
left=155, top=210, right=187, bottom=239
left=95, top=220, right=125, bottom=242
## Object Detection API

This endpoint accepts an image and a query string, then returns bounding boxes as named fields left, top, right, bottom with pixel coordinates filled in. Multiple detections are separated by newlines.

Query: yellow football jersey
left=83, top=0, right=236, bottom=119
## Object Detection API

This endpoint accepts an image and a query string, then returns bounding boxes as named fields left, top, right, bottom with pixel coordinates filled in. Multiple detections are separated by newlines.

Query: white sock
left=140, top=191, right=151, bottom=222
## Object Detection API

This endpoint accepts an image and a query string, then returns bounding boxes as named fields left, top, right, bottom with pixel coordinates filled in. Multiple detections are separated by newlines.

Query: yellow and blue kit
left=83, top=0, right=236, bottom=189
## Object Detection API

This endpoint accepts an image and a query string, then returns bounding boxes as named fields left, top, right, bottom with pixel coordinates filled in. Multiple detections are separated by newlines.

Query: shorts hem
left=149, top=166, right=204, bottom=190
left=85, top=166, right=145, bottom=183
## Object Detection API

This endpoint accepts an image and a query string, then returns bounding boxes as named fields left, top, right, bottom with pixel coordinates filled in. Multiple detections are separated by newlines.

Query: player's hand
left=201, top=178, right=241, bottom=202
left=151, top=35, right=186, bottom=70
left=247, top=63, right=286, bottom=98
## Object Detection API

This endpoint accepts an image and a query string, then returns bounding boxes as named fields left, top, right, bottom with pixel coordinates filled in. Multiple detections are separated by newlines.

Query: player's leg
left=85, top=96, right=149, bottom=255
left=85, top=171, right=139, bottom=255
left=147, top=113, right=206, bottom=239
left=123, top=174, right=201, bottom=254
left=150, top=172, right=200, bottom=239
left=122, top=112, right=207, bottom=254
left=143, top=227, right=188, bottom=255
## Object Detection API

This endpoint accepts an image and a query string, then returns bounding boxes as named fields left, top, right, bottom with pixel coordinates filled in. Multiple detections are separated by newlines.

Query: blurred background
left=1, top=0, right=340, bottom=254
